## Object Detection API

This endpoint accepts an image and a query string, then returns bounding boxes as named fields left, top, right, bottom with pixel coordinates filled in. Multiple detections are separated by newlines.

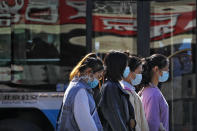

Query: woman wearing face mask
left=98, top=51, right=136, bottom=131
left=69, top=52, right=103, bottom=106
left=69, top=53, right=97, bottom=81
left=57, top=57, right=104, bottom=131
left=140, top=54, right=169, bottom=131
left=120, top=55, right=149, bottom=131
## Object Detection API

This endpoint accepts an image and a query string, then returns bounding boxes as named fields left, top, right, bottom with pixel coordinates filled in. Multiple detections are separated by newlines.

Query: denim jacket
left=57, top=78, right=103, bottom=131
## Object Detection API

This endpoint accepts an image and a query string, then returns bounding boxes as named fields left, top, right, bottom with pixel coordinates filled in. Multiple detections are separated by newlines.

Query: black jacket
left=98, top=80, right=136, bottom=131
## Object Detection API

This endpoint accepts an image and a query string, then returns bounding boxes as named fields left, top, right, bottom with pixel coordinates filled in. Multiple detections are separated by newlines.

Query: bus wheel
left=0, top=119, right=42, bottom=131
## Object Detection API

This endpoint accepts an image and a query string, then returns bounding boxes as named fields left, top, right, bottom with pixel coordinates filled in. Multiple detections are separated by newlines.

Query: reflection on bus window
left=0, top=0, right=87, bottom=88
left=26, top=36, right=59, bottom=59
left=150, top=0, right=196, bottom=130
left=92, top=0, right=137, bottom=54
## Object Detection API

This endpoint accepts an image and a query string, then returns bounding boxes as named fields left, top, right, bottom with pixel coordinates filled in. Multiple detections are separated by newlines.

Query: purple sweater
left=141, top=85, right=169, bottom=131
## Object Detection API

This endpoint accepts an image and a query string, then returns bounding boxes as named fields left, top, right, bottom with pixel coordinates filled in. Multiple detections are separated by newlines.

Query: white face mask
left=131, top=73, right=142, bottom=86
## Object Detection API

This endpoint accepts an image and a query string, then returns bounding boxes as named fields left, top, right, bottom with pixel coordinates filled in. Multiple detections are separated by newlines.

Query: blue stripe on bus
left=41, top=109, right=60, bottom=128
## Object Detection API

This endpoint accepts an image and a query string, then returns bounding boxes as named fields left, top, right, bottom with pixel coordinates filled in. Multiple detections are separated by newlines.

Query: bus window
left=92, top=0, right=137, bottom=56
left=0, top=0, right=87, bottom=90
left=150, top=0, right=196, bottom=130
left=0, top=14, right=11, bottom=82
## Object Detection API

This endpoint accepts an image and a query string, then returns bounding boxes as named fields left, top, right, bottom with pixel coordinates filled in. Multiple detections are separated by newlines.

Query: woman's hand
left=159, top=123, right=166, bottom=131
left=130, top=119, right=136, bottom=129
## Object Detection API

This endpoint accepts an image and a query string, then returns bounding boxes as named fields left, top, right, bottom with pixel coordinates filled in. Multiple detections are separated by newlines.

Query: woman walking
left=120, top=55, right=149, bottom=131
left=57, top=57, right=104, bottom=131
left=140, top=54, right=169, bottom=131
left=98, top=51, right=136, bottom=131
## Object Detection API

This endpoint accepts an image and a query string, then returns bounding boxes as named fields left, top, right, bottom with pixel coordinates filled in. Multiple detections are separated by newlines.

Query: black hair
left=79, top=57, right=104, bottom=73
left=128, top=56, right=142, bottom=72
left=141, top=54, right=168, bottom=87
left=104, top=51, right=128, bottom=81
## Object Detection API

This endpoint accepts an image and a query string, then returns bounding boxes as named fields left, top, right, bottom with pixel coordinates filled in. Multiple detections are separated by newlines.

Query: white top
left=120, top=80, right=149, bottom=131
left=120, top=80, right=136, bottom=91
left=74, top=88, right=98, bottom=131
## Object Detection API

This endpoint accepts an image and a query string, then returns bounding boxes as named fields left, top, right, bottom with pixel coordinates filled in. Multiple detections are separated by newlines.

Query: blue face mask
left=159, top=71, right=169, bottom=82
left=87, top=78, right=99, bottom=88
left=131, top=73, right=142, bottom=86
left=123, top=66, right=130, bottom=78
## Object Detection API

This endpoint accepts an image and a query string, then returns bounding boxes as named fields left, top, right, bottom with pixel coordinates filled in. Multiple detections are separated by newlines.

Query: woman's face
left=152, top=61, right=169, bottom=80
left=83, top=67, right=104, bottom=81
left=159, top=63, right=169, bottom=76
left=130, top=65, right=142, bottom=80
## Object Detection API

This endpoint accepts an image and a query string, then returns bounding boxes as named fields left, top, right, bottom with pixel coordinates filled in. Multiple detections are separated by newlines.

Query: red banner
left=93, top=10, right=196, bottom=40
left=0, top=0, right=196, bottom=41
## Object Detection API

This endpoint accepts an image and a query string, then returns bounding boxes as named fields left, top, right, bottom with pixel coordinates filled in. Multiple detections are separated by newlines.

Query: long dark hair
left=104, top=51, right=128, bottom=81
left=140, top=54, right=168, bottom=87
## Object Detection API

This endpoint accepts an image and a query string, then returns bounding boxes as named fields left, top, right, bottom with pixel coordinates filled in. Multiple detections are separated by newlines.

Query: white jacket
left=120, top=80, right=149, bottom=131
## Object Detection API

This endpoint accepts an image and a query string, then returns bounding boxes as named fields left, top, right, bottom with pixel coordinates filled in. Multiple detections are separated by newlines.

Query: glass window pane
left=0, top=14, right=11, bottom=82
left=0, top=0, right=87, bottom=90
left=11, top=0, right=61, bottom=85
left=150, top=0, right=196, bottom=130
left=92, top=0, right=137, bottom=57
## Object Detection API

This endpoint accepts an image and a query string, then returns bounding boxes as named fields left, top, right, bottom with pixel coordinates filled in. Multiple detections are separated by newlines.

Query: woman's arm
left=159, top=123, right=166, bottom=131
left=144, top=92, right=161, bottom=131
left=159, top=94, right=169, bottom=131
left=74, top=89, right=98, bottom=131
